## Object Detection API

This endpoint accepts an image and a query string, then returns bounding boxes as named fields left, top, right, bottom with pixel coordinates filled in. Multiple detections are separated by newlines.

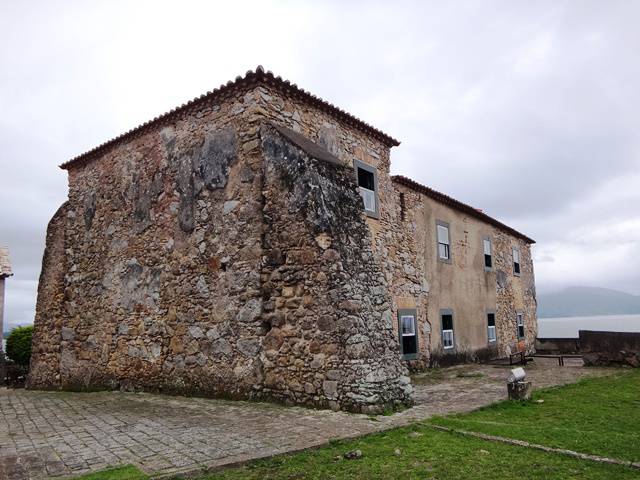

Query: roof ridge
left=392, top=175, right=535, bottom=244
left=60, top=66, right=400, bottom=170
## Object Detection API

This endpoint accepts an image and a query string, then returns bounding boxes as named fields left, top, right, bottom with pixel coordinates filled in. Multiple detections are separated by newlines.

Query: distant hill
left=538, top=286, right=640, bottom=318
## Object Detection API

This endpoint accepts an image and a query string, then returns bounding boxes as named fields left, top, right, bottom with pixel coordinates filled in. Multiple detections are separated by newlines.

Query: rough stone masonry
left=28, top=67, right=536, bottom=412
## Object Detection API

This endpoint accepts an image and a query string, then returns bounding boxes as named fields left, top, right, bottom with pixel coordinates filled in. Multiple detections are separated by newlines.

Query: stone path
left=0, top=359, right=613, bottom=479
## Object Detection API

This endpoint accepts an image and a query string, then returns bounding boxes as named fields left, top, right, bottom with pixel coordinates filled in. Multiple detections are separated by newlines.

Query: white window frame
left=436, top=221, right=451, bottom=263
left=487, top=310, right=497, bottom=343
left=398, top=309, right=419, bottom=360
left=513, top=247, right=521, bottom=276
left=488, top=325, right=497, bottom=343
left=483, top=237, right=492, bottom=271
left=400, top=315, right=416, bottom=336
left=440, top=309, right=455, bottom=350
left=442, top=329, right=454, bottom=349
left=353, top=159, right=379, bottom=219
left=360, top=187, right=376, bottom=213
left=516, top=312, right=525, bottom=339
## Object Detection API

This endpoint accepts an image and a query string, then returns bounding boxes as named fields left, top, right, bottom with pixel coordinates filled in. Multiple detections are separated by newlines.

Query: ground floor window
left=398, top=309, right=418, bottom=360
left=441, top=310, right=454, bottom=350
left=487, top=312, right=496, bottom=343
left=516, top=312, right=525, bottom=339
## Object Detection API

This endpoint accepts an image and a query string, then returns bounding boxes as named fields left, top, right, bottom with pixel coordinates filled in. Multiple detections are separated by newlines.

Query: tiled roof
left=60, top=66, right=400, bottom=170
left=0, top=246, right=12, bottom=278
left=392, top=175, right=535, bottom=244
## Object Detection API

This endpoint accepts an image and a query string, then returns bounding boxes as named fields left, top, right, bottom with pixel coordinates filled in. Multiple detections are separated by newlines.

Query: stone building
left=28, top=67, right=536, bottom=412
left=0, top=246, right=12, bottom=356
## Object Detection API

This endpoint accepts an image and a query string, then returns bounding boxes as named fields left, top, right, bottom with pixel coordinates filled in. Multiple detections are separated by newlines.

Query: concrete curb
left=429, top=424, right=640, bottom=470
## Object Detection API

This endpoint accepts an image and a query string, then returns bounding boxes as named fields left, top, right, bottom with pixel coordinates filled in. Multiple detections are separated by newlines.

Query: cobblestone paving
left=0, top=359, right=613, bottom=479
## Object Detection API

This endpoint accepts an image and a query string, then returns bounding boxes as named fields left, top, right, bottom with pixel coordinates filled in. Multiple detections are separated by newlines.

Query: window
left=483, top=237, right=492, bottom=270
left=487, top=312, right=496, bottom=343
left=398, top=309, right=418, bottom=360
left=437, top=221, right=451, bottom=262
left=513, top=248, right=521, bottom=275
left=353, top=160, right=379, bottom=218
left=441, top=310, right=454, bottom=350
left=516, top=312, right=525, bottom=339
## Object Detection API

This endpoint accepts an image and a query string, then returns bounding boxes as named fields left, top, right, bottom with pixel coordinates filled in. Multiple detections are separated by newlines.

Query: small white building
left=0, top=246, right=12, bottom=355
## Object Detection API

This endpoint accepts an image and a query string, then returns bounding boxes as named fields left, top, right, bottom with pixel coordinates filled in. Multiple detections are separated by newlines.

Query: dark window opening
left=513, top=248, right=521, bottom=275
left=517, top=313, right=525, bottom=339
left=357, top=167, right=375, bottom=190
left=399, top=192, right=406, bottom=221
left=441, top=312, right=454, bottom=350
left=483, top=238, right=492, bottom=269
left=399, top=310, right=418, bottom=360
left=354, top=160, right=378, bottom=216
left=487, top=313, right=496, bottom=343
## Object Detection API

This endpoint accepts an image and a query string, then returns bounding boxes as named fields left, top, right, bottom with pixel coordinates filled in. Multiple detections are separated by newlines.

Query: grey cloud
left=1, top=1, right=640, bottom=331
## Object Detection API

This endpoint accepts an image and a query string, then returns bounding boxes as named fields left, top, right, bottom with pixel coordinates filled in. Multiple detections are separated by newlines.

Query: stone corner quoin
left=27, top=68, right=536, bottom=413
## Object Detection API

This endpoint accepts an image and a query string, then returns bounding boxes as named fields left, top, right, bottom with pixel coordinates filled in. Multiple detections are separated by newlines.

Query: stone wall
left=28, top=82, right=412, bottom=412
left=28, top=203, right=69, bottom=385
left=259, top=126, right=411, bottom=411
left=535, top=337, right=580, bottom=354
left=494, top=231, right=537, bottom=356
left=380, top=185, right=430, bottom=369
left=29, top=71, right=536, bottom=407
left=29, top=85, right=269, bottom=395
left=580, top=330, right=640, bottom=367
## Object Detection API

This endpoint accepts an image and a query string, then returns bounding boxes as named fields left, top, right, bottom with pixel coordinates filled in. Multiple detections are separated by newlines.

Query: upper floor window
left=487, top=312, right=496, bottom=343
left=437, top=221, right=451, bottom=262
left=353, top=159, right=379, bottom=218
left=516, top=312, right=525, bottom=339
left=441, top=310, right=454, bottom=350
left=513, top=248, right=521, bottom=276
left=483, top=237, right=492, bottom=270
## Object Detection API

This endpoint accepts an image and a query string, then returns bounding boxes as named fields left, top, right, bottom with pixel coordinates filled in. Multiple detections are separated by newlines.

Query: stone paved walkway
left=0, top=359, right=613, bottom=479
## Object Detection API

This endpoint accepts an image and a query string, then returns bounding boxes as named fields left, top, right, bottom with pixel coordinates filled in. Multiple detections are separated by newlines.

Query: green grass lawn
left=74, top=370, right=640, bottom=480
left=430, top=369, right=640, bottom=462
left=199, top=426, right=637, bottom=480
left=73, top=465, right=147, bottom=480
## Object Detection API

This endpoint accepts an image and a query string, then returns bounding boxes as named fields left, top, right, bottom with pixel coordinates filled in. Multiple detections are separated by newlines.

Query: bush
left=6, top=325, right=33, bottom=366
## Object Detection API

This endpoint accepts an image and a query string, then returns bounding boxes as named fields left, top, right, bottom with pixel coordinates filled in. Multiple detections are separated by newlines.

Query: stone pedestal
left=507, top=381, right=532, bottom=401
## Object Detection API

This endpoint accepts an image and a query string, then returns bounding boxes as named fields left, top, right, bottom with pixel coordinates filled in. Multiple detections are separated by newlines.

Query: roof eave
left=392, top=175, right=535, bottom=244
left=59, top=66, right=400, bottom=170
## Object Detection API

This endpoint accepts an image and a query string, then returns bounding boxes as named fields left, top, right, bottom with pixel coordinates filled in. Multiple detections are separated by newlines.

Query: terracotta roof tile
left=60, top=66, right=400, bottom=170
left=392, top=175, right=535, bottom=244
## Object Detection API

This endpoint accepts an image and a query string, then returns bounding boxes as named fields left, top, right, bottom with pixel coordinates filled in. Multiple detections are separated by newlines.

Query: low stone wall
left=536, top=337, right=580, bottom=354
left=579, top=330, right=640, bottom=367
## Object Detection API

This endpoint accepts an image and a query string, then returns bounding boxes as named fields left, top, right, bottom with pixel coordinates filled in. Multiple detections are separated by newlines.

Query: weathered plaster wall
left=390, top=184, right=537, bottom=364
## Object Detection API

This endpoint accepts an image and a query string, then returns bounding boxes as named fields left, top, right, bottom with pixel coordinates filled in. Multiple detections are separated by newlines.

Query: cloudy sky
left=1, top=1, right=639, bottom=330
